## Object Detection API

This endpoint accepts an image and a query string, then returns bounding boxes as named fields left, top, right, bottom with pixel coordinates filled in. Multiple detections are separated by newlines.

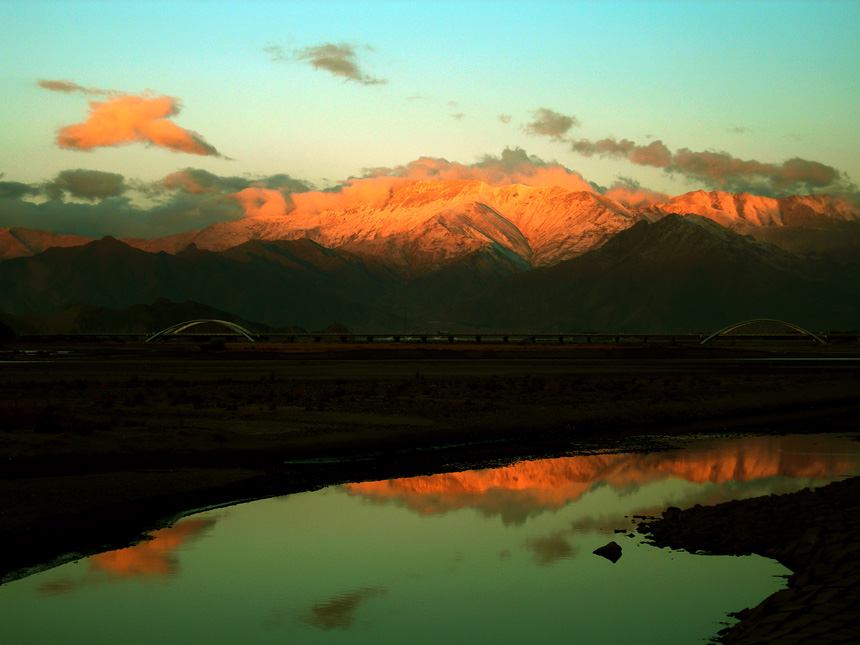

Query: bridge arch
left=146, top=319, right=258, bottom=343
left=700, top=318, right=826, bottom=345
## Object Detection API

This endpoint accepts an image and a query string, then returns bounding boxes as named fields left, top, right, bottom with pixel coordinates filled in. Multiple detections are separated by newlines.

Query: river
left=1, top=432, right=859, bottom=644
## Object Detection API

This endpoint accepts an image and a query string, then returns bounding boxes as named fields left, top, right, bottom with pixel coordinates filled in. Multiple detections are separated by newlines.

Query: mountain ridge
left=1, top=212, right=858, bottom=333
left=3, top=183, right=856, bottom=271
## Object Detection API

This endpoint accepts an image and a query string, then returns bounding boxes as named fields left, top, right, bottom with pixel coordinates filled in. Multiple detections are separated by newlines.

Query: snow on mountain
left=650, top=190, right=859, bottom=228
left=135, top=180, right=642, bottom=270
left=0, top=227, right=93, bottom=261
left=1, top=184, right=857, bottom=270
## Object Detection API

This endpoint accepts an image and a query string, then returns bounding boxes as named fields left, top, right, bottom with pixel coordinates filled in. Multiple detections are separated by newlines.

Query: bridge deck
left=14, top=332, right=859, bottom=344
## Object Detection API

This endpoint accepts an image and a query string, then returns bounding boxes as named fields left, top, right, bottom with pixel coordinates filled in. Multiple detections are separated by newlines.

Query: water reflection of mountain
left=89, top=518, right=216, bottom=577
left=37, top=518, right=216, bottom=594
left=343, top=434, right=860, bottom=524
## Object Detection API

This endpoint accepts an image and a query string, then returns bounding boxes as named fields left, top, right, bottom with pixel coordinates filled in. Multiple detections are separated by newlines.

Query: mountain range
left=1, top=181, right=858, bottom=334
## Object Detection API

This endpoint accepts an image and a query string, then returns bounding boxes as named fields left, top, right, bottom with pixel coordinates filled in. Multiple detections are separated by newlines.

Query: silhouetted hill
left=1, top=218, right=858, bottom=333
left=0, top=237, right=393, bottom=329
left=0, top=318, right=15, bottom=340
left=0, top=298, right=296, bottom=336
left=449, top=215, right=860, bottom=333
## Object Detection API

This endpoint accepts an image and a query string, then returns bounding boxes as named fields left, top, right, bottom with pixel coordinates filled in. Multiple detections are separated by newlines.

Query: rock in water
left=593, top=541, right=622, bottom=563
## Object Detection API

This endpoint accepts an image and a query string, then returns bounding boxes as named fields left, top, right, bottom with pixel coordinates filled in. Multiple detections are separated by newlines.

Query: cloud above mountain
left=602, top=177, right=669, bottom=208
left=379, top=148, right=593, bottom=190
left=570, top=138, right=673, bottom=168
left=522, top=106, right=853, bottom=197
left=279, top=148, right=595, bottom=216
left=228, top=187, right=291, bottom=218
left=0, top=179, right=40, bottom=200
left=44, top=169, right=128, bottom=201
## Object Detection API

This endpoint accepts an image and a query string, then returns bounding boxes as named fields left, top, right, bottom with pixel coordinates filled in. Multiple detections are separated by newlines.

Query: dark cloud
left=156, top=169, right=311, bottom=197
left=36, top=79, right=117, bottom=96
left=570, top=138, right=672, bottom=168
left=44, top=169, right=128, bottom=202
left=474, top=147, right=552, bottom=170
left=0, top=181, right=39, bottom=200
left=262, top=44, right=287, bottom=61
left=568, top=131, right=851, bottom=197
left=260, top=173, right=313, bottom=192
left=291, top=43, right=387, bottom=85
left=729, top=125, right=753, bottom=134
left=157, top=169, right=251, bottom=195
left=0, top=193, right=243, bottom=239
left=450, top=112, right=466, bottom=120
left=498, top=114, right=512, bottom=124
left=0, top=168, right=305, bottom=237
left=0, top=167, right=317, bottom=238
left=353, top=147, right=594, bottom=195
left=523, top=108, right=579, bottom=141
left=670, top=148, right=844, bottom=195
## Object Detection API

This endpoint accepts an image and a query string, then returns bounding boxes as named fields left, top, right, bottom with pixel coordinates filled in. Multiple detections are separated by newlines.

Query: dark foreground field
left=1, top=339, right=859, bottom=642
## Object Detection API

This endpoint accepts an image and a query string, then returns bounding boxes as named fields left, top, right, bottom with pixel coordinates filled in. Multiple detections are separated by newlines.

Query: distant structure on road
left=146, top=319, right=257, bottom=343
left=700, top=319, right=826, bottom=345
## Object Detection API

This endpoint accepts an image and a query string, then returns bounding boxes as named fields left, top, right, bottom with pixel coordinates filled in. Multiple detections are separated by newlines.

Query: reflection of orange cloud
left=300, top=588, right=385, bottom=630
left=524, top=534, right=578, bottom=566
left=344, top=435, right=860, bottom=519
left=57, top=95, right=221, bottom=156
left=89, top=518, right=216, bottom=578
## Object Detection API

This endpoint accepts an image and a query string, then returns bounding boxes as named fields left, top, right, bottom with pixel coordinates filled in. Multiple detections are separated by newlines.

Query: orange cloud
left=228, top=186, right=291, bottom=217
left=290, top=175, right=403, bottom=214
left=56, top=95, right=222, bottom=156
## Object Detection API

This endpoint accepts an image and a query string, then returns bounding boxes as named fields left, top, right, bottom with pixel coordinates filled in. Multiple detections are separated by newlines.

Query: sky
left=1, top=0, right=858, bottom=239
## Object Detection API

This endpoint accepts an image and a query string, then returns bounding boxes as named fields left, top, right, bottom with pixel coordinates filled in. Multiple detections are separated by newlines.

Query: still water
left=2, top=433, right=860, bottom=644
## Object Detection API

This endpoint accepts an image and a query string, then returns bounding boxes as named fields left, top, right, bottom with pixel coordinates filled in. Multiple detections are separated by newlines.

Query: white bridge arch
left=146, top=319, right=258, bottom=343
left=700, top=318, right=826, bottom=345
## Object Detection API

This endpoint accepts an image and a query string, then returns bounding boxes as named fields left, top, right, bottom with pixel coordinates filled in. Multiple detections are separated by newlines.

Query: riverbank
left=1, top=340, right=859, bottom=641
left=640, top=475, right=860, bottom=643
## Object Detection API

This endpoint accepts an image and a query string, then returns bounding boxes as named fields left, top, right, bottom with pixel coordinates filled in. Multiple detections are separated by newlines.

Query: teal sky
left=0, top=0, right=858, bottom=235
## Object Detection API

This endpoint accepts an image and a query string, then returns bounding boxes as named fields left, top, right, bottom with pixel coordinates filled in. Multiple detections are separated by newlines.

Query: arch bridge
left=700, top=318, right=826, bottom=345
left=146, top=319, right=258, bottom=343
